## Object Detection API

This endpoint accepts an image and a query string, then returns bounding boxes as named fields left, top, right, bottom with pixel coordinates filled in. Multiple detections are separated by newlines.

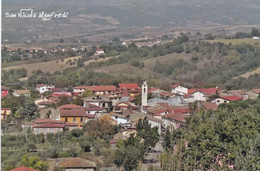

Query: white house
left=193, top=91, right=207, bottom=102
left=36, top=84, right=55, bottom=94
left=171, top=84, right=188, bottom=95
left=95, top=48, right=105, bottom=55
left=253, top=36, right=259, bottom=40
left=215, top=96, right=243, bottom=105
left=110, top=113, right=129, bottom=125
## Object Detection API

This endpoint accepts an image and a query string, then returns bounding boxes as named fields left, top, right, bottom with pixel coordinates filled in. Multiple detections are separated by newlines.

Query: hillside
left=2, top=0, right=260, bottom=43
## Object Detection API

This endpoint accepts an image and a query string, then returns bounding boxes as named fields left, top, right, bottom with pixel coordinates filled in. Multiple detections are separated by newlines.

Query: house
left=73, top=85, right=116, bottom=96
left=183, top=94, right=195, bottom=103
left=58, top=157, right=96, bottom=171
left=247, top=89, right=260, bottom=99
left=193, top=91, right=207, bottom=102
left=118, top=83, right=139, bottom=90
left=95, top=48, right=105, bottom=55
left=83, top=95, right=112, bottom=113
left=1, top=108, right=11, bottom=121
left=10, top=166, right=39, bottom=171
left=147, top=104, right=172, bottom=120
left=162, top=113, right=187, bottom=131
left=36, top=84, right=55, bottom=94
left=1, top=85, right=9, bottom=97
left=110, top=112, right=129, bottom=125
left=191, top=88, right=220, bottom=102
left=113, top=101, right=138, bottom=112
left=253, top=36, right=259, bottom=40
left=58, top=104, right=88, bottom=128
left=226, top=90, right=247, bottom=99
left=33, top=118, right=65, bottom=134
left=201, top=102, right=218, bottom=111
left=215, top=96, right=243, bottom=105
left=171, top=84, right=188, bottom=95
left=13, top=89, right=30, bottom=97
left=84, top=103, right=103, bottom=119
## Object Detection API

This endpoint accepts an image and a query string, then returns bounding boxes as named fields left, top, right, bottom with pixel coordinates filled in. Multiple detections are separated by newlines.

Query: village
left=1, top=80, right=260, bottom=170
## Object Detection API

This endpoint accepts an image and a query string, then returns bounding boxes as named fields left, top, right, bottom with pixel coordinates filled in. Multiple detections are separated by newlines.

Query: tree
left=162, top=100, right=260, bottom=170
left=20, top=154, right=48, bottom=171
left=82, top=89, right=92, bottom=97
left=73, top=96, right=84, bottom=106
left=136, top=117, right=159, bottom=151
left=57, top=95, right=71, bottom=106
left=71, top=129, right=83, bottom=137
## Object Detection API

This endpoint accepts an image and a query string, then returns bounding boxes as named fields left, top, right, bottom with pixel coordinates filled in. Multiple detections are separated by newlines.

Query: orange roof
left=10, top=166, right=39, bottom=171
left=251, top=89, right=260, bottom=94
left=221, top=96, right=243, bottom=101
left=74, top=86, right=116, bottom=92
left=202, top=102, right=218, bottom=111
left=58, top=104, right=83, bottom=110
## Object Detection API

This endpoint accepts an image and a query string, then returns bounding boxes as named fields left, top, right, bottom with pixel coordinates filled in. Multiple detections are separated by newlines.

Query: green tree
left=57, top=95, right=71, bottom=106
left=20, top=154, right=48, bottom=171
left=82, top=89, right=92, bottom=97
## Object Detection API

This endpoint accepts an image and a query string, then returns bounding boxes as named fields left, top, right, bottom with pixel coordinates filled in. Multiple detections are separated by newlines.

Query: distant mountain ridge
left=2, top=0, right=260, bottom=43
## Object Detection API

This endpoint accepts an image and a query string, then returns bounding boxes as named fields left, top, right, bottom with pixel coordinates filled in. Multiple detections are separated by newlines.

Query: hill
left=2, top=0, right=260, bottom=43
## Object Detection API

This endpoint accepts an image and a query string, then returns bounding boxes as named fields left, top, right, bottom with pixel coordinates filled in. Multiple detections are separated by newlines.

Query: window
left=224, top=101, right=227, bottom=103
left=73, top=117, right=76, bottom=123
left=103, top=103, right=105, bottom=107
left=80, top=117, right=83, bottom=123
left=217, top=100, right=220, bottom=102
left=144, top=88, right=146, bottom=93
left=65, top=117, right=68, bottom=122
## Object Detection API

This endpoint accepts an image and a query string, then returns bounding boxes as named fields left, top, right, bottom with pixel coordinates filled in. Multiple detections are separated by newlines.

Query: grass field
left=2, top=56, right=117, bottom=76
left=2, top=56, right=81, bottom=76
left=206, top=38, right=260, bottom=46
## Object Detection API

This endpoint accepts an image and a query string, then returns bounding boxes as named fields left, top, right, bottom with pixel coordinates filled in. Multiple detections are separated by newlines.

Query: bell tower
left=142, top=80, right=148, bottom=107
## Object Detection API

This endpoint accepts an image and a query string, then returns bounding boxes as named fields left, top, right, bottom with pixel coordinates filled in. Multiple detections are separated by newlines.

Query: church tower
left=142, top=80, right=148, bottom=107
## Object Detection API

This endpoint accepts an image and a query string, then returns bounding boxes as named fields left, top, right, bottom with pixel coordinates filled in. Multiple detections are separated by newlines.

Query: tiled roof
left=59, top=158, right=96, bottom=168
left=173, top=108, right=191, bottom=114
left=171, top=84, right=180, bottom=88
left=189, top=88, right=220, bottom=96
left=221, top=96, right=243, bottom=101
left=10, top=166, right=39, bottom=171
left=85, top=103, right=103, bottom=111
left=58, top=104, right=84, bottom=110
left=34, top=124, right=65, bottom=128
left=74, top=86, right=116, bottom=92
left=60, top=109, right=86, bottom=117
left=251, top=89, right=260, bottom=94
left=163, top=113, right=187, bottom=123
left=119, top=83, right=139, bottom=89
left=52, top=92, right=72, bottom=98
left=202, top=102, right=218, bottom=111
